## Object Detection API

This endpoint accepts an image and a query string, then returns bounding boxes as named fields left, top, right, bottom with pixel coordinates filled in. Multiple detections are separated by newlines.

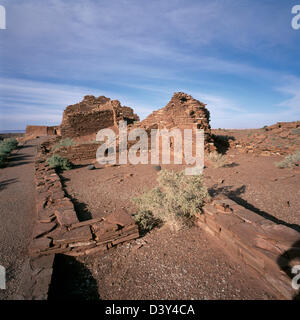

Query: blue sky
left=0, top=0, right=299, bottom=130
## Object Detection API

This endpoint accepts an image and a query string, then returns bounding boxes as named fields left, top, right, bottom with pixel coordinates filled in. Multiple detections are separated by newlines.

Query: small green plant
left=0, top=154, right=6, bottom=167
left=0, top=138, right=18, bottom=167
left=207, top=151, right=227, bottom=168
left=52, top=138, right=76, bottom=151
left=47, top=154, right=72, bottom=171
left=275, top=150, right=300, bottom=169
left=132, top=170, right=210, bottom=232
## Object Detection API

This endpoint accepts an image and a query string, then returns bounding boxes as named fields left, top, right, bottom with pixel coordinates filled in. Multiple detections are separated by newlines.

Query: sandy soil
left=49, top=225, right=275, bottom=300
left=56, top=151, right=300, bottom=299
left=0, top=139, right=43, bottom=300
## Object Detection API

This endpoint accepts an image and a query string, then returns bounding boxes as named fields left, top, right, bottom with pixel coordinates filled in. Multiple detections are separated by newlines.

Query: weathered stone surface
left=60, top=95, right=139, bottom=139
left=33, top=222, right=57, bottom=239
left=202, top=204, right=217, bottom=216
left=29, top=238, right=52, bottom=254
left=38, top=208, right=56, bottom=223
left=140, top=92, right=215, bottom=152
left=68, top=217, right=104, bottom=230
left=112, top=232, right=139, bottom=246
left=54, top=197, right=74, bottom=210
left=25, top=125, right=59, bottom=137
left=53, top=226, right=93, bottom=245
left=255, top=236, right=282, bottom=254
left=233, top=207, right=265, bottom=224
left=83, top=244, right=107, bottom=256
left=92, top=220, right=119, bottom=234
left=50, top=190, right=65, bottom=201
left=105, top=210, right=136, bottom=227
left=197, top=200, right=300, bottom=299
left=260, top=224, right=300, bottom=243
left=55, top=208, right=78, bottom=226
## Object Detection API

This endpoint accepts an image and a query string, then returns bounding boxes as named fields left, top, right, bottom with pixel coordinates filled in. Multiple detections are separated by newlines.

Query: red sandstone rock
left=54, top=208, right=78, bottom=226
left=53, top=226, right=93, bottom=245
left=32, top=222, right=57, bottom=239
left=29, top=238, right=52, bottom=254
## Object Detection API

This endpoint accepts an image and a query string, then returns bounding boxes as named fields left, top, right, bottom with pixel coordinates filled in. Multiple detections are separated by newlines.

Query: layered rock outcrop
left=60, top=95, right=139, bottom=139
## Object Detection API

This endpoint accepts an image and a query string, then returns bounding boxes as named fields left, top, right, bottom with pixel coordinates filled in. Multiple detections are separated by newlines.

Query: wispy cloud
left=0, top=0, right=299, bottom=130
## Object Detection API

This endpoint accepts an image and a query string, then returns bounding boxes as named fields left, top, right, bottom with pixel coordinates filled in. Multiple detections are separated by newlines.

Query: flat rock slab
left=33, top=222, right=57, bottom=239
left=55, top=208, right=78, bottom=226
left=29, top=237, right=52, bottom=254
left=105, top=210, right=136, bottom=227
left=91, top=220, right=119, bottom=235
left=260, top=224, right=300, bottom=243
left=53, top=225, right=93, bottom=245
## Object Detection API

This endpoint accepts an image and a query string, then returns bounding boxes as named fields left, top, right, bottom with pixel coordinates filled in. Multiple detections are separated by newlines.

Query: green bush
left=4, top=137, right=19, bottom=149
left=275, top=150, right=300, bottom=169
left=0, top=154, right=6, bottom=167
left=52, top=138, right=76, bottom=151
left=47, top=154, right=72, bottom=171
left=0, top=138, right=18, bottom=155
left=132, top=170, right=210, bottom=232
left=0, top=138, right=18, bottom=168
left=0, top=144, right=12, bottom=155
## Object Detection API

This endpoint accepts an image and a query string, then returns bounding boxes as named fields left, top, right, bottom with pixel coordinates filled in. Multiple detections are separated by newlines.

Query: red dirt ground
left=47, top=127, right=300, bottom=300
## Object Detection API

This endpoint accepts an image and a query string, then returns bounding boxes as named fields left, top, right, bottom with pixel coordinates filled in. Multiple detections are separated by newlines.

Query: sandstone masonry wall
left=26, top=125, right=59, bottom=137
left=60, top=95, right=139, bottom=139
left=20, top=145, right=139, bottom=299
left=140, top=92, right=215, bottom=151
left=197, top=198, right=300, bottom=299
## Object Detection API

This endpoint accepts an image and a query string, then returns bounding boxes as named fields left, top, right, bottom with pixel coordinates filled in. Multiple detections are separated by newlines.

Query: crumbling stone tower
left=60, top=95, right=139, bottom=139
left=139, top=92, right=215, bottom=151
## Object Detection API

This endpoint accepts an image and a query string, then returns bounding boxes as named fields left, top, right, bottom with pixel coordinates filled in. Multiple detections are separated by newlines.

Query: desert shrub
left=47, top=154, right=72, bottom=171
left=132, top=170, right=210, bottom=232
left=0, top=138, right=18, bottom=167
left=0, top=154, right=6, bottom=167
left=0, top=144, right=12, bottom=155
left=52, top=138, right=76, bottom=151
left=275, top=150, right=300, bottom=169
left=0, top=138, right=18, bottom=154
left=207, top=151, right=227, bottom=168
left=133, top=210, right=160, bottom=234
left=4, top=138, right=18, bottom=150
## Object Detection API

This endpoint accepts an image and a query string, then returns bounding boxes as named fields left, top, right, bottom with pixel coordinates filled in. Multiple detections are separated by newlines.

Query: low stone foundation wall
left=22, top=147, right=139, bottom=299
left=197, top=198, right=300, bottom=299
left=56, top=143, right=99, bottom=163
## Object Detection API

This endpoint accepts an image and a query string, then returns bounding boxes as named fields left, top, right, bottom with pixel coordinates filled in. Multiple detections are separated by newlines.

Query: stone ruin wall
left=26, top=125, right=59, bottom=137
left=60, top=95, right=139, bottom=140
left=139, top=92, right=215, bottom=152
